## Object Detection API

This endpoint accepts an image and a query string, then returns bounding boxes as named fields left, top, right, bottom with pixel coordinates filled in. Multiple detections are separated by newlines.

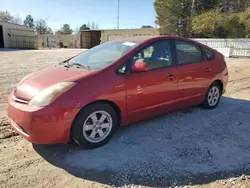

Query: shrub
left=191, top=11, right=226, bottom=38
left=191, top=10, right=247, bottom=38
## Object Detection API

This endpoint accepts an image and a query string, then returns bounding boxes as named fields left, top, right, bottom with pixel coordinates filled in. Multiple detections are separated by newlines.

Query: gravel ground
left=0, top=49, right=250, bottom=188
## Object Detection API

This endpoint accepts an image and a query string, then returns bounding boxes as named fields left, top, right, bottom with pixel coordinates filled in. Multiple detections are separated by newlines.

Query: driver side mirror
left=131, top=62, right=149, bottom=72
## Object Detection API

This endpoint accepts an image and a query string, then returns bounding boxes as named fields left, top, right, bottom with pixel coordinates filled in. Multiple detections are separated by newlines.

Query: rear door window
left=174, top=40, right=204, bottom=65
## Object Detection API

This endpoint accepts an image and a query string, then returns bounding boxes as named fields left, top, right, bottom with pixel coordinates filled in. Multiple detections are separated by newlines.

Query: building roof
left=0, top=21, right=34, bottom=30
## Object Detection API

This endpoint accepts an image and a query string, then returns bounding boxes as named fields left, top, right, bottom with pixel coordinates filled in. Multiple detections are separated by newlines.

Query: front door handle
left=206, top=68, right=212, bottom=72
left=168, top=74, right=175, bottom=81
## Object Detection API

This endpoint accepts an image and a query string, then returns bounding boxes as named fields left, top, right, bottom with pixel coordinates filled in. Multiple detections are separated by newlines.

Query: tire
left=201, top=82, right=222, bottom=109
left=71, top=103, right=118, bottom=149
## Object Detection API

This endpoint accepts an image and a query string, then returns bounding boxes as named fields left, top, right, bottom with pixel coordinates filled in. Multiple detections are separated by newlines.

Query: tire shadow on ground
left=33, top=96, right=250, bottom=187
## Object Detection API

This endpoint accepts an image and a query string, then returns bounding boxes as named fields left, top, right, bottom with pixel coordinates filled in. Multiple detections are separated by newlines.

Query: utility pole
left=117, top=0, right=120, bottom=29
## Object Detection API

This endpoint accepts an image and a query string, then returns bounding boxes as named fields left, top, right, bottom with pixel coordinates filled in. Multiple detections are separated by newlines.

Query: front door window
left=132, top=40, right=173, bottom=70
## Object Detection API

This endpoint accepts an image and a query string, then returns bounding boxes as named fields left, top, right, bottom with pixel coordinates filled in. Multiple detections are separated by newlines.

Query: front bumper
left=8, top=92, right=75, bottom=144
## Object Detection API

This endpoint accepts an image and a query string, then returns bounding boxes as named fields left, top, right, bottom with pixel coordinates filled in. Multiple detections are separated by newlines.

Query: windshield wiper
left=60, top=61, right=91, bottom=70
left=60, top=60, right=71, bottom=68
left=69, top=62, right=91, bottom=70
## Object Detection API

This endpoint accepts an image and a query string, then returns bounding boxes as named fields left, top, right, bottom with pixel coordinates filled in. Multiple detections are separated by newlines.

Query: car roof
left=111, top=36, right=214, bottom=51
left=112, top=36, right=187, bottom=43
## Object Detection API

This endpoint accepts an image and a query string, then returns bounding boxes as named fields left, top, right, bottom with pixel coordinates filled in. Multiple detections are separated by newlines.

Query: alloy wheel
left=207, top=86, right=220, bottom=107
left=82, top=110, right=113, bottom=143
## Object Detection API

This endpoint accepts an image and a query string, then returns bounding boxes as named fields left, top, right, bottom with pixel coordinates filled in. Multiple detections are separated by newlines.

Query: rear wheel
left=201, top=82, right=222, bottom=109
left=72, top=103, right=118, bottom=149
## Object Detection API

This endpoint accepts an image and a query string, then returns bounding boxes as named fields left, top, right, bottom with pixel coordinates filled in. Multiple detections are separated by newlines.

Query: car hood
left=14, top=65, right=95, bottom=101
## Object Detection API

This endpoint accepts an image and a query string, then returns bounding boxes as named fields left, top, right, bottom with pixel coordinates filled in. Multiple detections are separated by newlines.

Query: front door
left=173, top=40, right=214, bottom=104
left=126, top=40, right=178, bottom=123
left=0, top=26, right=4, bottom=48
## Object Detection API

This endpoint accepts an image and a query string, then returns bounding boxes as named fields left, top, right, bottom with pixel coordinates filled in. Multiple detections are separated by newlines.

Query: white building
left=0, top=21, right=35, bottom=49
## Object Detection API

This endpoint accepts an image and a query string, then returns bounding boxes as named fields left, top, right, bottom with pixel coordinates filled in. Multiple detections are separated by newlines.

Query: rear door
left=173, top=40, right=214, bottom=103
left=126, top=40, right=178, bottom=122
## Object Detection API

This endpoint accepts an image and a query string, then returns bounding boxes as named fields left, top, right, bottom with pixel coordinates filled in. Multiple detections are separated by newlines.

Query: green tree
left=191, top=10, right=226, bottom=38
left=218, top=0, right=250, bottom=12
left=191, top=8, right=248, bottom=38
left=57, top=24, right=73, bottom=35
left=240, top=6, right=250, bottom=37
left=193, top=0, right=220, bottom=14
left=35, top=19, right=48, bottom=34
left=225, top=13, right=246, bottom=38
left=193, top=0, right=250, bottom=13
left=154, top=0, right=192, bottom=37
left=154, top=0, right=250, bottom=38
left=23, top=15, right=35, bottom=28
left=80, top=24, right=90, bottom=31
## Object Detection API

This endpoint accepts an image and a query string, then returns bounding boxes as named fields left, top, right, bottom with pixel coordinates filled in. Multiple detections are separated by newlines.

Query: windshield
left=68, top=41, right=140, bottom=70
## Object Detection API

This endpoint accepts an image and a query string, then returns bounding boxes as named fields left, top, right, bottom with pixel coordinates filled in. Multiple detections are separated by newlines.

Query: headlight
left=29, top=82, right=76, bottom=107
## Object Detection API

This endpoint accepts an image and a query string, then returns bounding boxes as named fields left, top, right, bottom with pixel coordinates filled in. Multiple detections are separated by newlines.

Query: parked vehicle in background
left=8, top=36, right=228, bottom=149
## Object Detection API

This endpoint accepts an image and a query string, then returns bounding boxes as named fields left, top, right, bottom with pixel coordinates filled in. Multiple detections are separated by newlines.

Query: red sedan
left=8, top=36, right=228, bottom=148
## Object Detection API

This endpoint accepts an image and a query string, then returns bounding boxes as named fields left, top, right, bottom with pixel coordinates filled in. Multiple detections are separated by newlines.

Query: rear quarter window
left=203, top=47, right=214, bottom=60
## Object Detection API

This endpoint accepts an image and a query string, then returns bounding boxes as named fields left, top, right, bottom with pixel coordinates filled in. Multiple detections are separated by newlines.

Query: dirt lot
left=0, top=49, right=250, bottom=188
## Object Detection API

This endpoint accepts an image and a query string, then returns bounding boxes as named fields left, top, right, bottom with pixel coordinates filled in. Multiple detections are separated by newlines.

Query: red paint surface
left=8, top=36, right=228, bottom=144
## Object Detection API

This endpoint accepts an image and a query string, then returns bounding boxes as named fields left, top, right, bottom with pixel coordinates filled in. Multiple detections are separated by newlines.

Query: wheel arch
left=213, top=79, right=223, bottom=93
left=70, top=100, right=121, bottom=140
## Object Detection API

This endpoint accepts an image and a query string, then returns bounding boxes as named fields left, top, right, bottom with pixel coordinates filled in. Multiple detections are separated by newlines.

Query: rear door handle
left=206, top=68, right=212, bottom=72
left=168, top=74, right=175, bottom=81
left=114, top=84, right=124, bottom=88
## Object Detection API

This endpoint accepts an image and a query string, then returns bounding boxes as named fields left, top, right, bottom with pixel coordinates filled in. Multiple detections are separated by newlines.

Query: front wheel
left=201, top=82, right=222, bottom=109
left=71, top=103, right=118, bottom=149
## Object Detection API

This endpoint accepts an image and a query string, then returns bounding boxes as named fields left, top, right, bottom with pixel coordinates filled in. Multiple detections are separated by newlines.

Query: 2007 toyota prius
left=8, top=36, right=228, bottom=149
